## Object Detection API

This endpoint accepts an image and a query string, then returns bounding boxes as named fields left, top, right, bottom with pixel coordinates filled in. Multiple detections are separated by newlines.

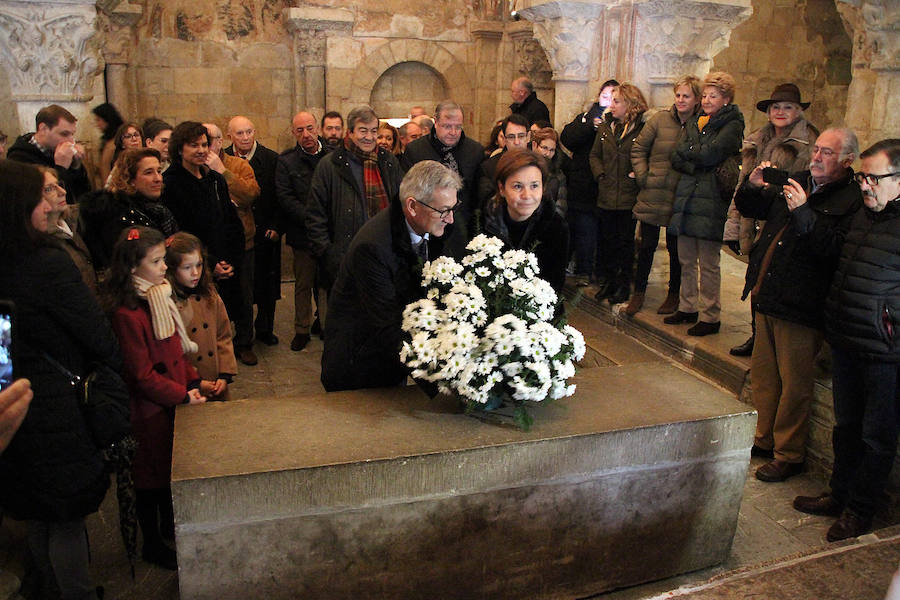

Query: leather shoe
left=624, top=291, right=645, bottom=316
left=687, top=321, right=720, bottom=336
left=310, top=317, right=322, bottom=336
left=142, top=542, right=177, bottom=571
left=827, top=509, right=872, bottom=542
left=755, top=459, right=804, bottom=482
left=730, top=335, right=754, bottom=356
left=657, top=290, right=679, bottom=315
left=793, top=492, right=844, bottom=517
left=290, top=333, right=310, bottom=352
left=237, top=347, right=258, bottom=366
left=663, top=310, right=698, bottom=325
left=593, top=279, right=612, bottom=301
left=750, top=444, right=775, bottom=459
left=608, top=284, right=630, bottom=305
left=256, top=332, right=279, bottom=346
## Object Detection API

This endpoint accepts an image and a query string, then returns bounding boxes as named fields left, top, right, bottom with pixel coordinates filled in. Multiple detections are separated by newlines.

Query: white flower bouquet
left=400, top=234, right=586, bottom=430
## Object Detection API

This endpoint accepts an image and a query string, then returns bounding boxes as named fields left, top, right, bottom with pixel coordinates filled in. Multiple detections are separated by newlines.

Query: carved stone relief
left=0, top=1, right=101, bottom=101
left=517, top=3, right=605, bottom=82
left=513, top=37, right=553, bottom=86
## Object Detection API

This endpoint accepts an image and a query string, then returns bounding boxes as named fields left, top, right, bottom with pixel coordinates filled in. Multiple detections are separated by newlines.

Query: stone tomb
left=171, top=362, right=755, bottom=599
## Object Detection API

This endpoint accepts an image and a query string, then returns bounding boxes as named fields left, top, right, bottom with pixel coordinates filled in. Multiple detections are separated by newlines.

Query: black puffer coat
left=0, top=246, right=120, bottom=521
left=735, top=170, right=862, bottom=329
left=560, top=113, right=599, bottom=212
left=669, top=104, right=745, bottom=241
left=824, top=201, right=900, bottom=361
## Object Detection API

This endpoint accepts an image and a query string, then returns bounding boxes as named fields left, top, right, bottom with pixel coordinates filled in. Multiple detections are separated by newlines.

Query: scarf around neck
left=132, top=276, right=198, bottom=355
left=345, top=137, right=389, bottom=218
left=428, top=130, right=461, bottom=174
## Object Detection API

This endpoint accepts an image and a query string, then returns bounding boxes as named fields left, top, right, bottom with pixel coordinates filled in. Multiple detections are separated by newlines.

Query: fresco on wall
left=144, top=0, right=286, bottom=43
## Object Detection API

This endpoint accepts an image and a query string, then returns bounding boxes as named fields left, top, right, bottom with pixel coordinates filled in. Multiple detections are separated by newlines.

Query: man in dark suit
left=321, top=161, right=462, bottom=392
left=225, top=116, right=282, bottom=349
left=402, top=100, right=484, bottom=255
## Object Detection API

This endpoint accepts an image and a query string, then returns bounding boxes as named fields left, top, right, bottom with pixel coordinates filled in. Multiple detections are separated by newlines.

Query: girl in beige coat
left=166, top=232, right=237, bottom=401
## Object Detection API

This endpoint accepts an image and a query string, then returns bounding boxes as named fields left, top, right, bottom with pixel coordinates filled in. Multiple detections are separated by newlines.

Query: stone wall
left=712, top=0, right=852, bottom=134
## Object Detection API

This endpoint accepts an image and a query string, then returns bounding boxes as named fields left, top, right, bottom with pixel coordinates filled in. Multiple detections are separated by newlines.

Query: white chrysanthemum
left=563, top=325, right=586, bottom=360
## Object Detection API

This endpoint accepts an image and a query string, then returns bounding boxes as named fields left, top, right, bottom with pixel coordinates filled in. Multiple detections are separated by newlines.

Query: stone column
left=632, top=0, right=752, bottom=108
left=0, top=0, right=102, bottom=133
left=284, top=7, right=354, bottom=117
left=471, top=20, right=505, bottom=144
left=96, top=1, right=143, bottom=118
left=516, top=2, right=606, bottom=126
left=836, top=0, right=899, bottom=149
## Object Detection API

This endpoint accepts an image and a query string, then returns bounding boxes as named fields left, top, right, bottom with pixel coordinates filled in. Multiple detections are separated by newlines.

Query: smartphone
left=762, top=167, right=790, bottom=187
left=0, top=300, right=13, bottom=391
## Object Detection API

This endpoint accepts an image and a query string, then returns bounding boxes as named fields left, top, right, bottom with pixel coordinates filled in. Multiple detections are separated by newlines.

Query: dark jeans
left=595, top=208, right=635, bottom=286
left=27, top=518, right=98, bottom=600
left=634, top=221, right=681, bottom=293
left=567, top=207, right=596, bottom=276
left=830, top=345, right=900, bottom=518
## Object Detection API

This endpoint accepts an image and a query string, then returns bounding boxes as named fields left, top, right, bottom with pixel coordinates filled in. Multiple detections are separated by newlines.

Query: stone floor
left=0, top=245, right=896, bottom=599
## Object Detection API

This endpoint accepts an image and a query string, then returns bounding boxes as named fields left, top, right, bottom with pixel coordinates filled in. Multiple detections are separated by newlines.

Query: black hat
left=756, top=83, right=811, bottom=112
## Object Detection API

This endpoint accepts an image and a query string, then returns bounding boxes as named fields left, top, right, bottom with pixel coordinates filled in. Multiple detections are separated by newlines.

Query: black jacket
left=321, top=199, right=443, bottom=391
left=669, top=104, right=745, bottom=241
left=305, top=145, right=402, bottom=289
left=510, top=91, right=551, bottom=127
left=401, top=130, right=485, bottom=255
left=481, top=196, right=570, bottom=294
left=225, top=143, right=280, bottom=238
left=560, top=113, right=599, bottom=211
left=275, top=142, right=329, bottom=248
left=0, top=246, right=120, bottom=521
left=824, top=201, right=900, bottom=361
left=7, top=134, right=92, bottom=204
left=735, top=170, right=862, bottom=329
left=161, top=162, right=244, bottom=268
left=79, top=189, right=179, bottom=270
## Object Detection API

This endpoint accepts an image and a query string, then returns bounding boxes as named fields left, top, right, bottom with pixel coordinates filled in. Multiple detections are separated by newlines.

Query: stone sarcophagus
left=171, top=362, right=754, bottom=599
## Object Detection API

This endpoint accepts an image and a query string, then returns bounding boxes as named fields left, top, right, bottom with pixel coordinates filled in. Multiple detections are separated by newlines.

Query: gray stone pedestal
left=172, top=362, right=754, bottom=599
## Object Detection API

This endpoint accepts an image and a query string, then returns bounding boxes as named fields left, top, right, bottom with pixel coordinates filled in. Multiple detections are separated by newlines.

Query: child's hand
left=199, top=380, right=216, bottom=395
left=187, top=389, right=207, bottom=404
left=212, top=378, right=228, bottom=396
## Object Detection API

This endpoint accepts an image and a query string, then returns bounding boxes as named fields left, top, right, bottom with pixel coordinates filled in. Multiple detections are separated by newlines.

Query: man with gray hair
left=402, top=101, right=484, bottom=254
left=397, top=121, right=423, bottom=153
left=510, top=76, right=551, bottom=127
left=735, top=127, right=863, bottom=483
left=306, top=105, right=402, bottom=327
left=321, top=160, right=462, bottom=391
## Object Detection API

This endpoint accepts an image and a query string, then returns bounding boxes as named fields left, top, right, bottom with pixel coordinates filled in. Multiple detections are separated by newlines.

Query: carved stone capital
left=635, top=0, right=753, bottom=83
left=517, top=2, right=606, bottom=81
left=0, top=0, right=102, bottom=102
left=96, top=0, right=143, bottom=28
left=283, top=7, right=354, bottom=36
left=470, top=20, right=504, bottom=40
left=836, top=0, right=900, bottom=72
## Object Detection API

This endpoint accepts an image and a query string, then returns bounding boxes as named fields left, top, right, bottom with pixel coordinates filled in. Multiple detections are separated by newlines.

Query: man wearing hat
left=726, top=83, right=820, bottom=357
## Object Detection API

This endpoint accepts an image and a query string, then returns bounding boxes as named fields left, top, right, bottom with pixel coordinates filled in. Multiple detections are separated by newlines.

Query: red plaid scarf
left=345, top=138, right=389, bottom=218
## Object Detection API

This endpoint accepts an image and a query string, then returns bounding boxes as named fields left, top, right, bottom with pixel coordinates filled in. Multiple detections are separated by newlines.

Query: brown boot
left=624, top=291, right=645, bottom=316
left=657, top=289, right=679, bottom=315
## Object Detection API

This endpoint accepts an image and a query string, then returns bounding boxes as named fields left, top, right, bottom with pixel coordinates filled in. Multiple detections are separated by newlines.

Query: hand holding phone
left=0, top=301, right=14, bottom=391
left=762, top=167, right=790, bottom=187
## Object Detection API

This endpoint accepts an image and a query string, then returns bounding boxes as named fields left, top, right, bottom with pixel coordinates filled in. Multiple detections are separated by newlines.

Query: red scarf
left=346, top=138, right=389, bottom=218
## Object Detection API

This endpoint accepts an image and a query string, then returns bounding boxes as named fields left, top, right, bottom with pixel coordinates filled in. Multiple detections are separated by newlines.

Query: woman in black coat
left=0, top=159, right=119, bottom=600
left=481, top=150, right=570, bottom=295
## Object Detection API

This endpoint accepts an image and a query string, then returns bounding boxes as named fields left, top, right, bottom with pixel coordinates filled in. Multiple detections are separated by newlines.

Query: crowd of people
left=0, top=70, right=897, bottom=597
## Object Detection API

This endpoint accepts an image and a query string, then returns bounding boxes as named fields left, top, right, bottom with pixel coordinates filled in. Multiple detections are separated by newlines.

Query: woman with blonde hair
left=590, top=82, right=649, bottom=304
left=665, top=71, right=745, bottom=336
left=376, top=122, right=401, bottom=155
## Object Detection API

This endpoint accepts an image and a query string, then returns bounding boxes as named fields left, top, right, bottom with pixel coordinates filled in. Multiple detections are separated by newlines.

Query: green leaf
left=514, top=405, right=533, bottom=431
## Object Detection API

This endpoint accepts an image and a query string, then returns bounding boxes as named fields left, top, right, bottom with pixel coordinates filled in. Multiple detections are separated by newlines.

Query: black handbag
left=40, top=352, right=132, bottom=449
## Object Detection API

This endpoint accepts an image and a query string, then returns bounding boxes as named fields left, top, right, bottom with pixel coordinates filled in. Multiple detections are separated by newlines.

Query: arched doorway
left=370, top=61, right=449, bottom=120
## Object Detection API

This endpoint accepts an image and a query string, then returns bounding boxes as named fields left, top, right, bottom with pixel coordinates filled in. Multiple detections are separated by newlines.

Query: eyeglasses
left=854, top=171, right=900, bottom=186
left=415, top=198, right=460, bottom=221
left=122, top=132, right=141, bottom=140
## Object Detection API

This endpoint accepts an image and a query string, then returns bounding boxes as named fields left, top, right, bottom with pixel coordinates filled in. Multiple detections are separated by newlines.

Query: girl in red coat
left=105, top=226, right=207, bottom=570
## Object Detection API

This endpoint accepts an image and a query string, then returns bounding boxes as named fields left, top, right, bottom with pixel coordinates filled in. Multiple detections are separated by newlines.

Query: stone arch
left=370, top=62, right=449, bottom=119
left=341, top=39, right=476, bottom=121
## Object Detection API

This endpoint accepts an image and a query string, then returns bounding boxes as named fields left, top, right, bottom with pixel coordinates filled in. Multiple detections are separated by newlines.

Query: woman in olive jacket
left=629, top=75, right=701, bottom=315
left=666, top=72, right=745, bottom=336
left=589, top=82, right=649, bottom=305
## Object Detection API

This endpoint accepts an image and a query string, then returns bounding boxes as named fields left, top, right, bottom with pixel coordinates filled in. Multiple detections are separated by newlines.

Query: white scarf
left=132, top=276, right=198, bottom=355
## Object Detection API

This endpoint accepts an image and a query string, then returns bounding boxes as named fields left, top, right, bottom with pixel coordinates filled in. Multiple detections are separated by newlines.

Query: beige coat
left=177, top=288, right=237, bottom=401
left=221, top=153, right=260, bottom=250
